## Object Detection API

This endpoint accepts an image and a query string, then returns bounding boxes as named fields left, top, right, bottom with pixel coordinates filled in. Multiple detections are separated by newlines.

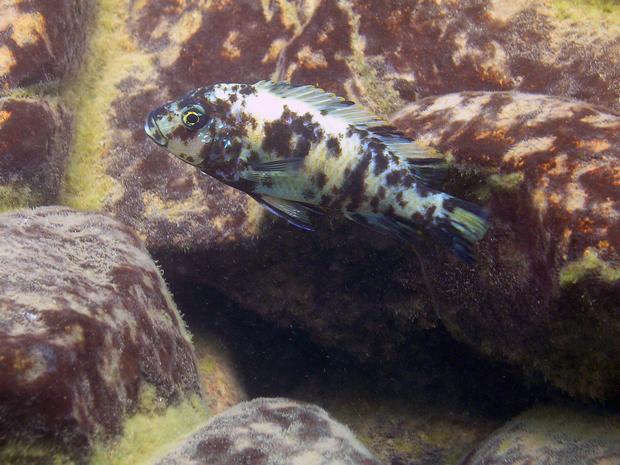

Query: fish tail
left=346, top=196, right=489, bottom=262
left=430, top=197, right=489, bottom=262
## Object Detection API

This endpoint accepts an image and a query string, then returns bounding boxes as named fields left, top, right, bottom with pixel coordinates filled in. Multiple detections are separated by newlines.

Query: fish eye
left=182, top=107, right=206, bottom=130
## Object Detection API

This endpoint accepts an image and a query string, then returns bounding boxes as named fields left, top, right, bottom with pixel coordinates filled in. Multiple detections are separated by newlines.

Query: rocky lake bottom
left=2, top=0, right=620, bottom=464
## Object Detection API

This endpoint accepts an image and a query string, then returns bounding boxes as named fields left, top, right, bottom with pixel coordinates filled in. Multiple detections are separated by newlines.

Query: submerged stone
left=393, top=91, right=620, bottom=401
left=152, top=398, right=383, bottom=465
left=54, top=0, right=620, bottom=402
left=0, top=207, right=202, bottom=460
left=459, top=405, right=620, bottom=465
left=0, top=97, right=70, bottom=211
left=0, top=0, right=94, bottom=90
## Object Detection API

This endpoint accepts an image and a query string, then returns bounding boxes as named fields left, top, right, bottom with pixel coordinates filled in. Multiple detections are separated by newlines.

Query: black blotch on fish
left=239, top=84, right=257, bottom=95
left=343, top=153, right=372, bottom=211
left=386, top=170, right=403, bottom=186
left=326, top=137, right=341, bottom=157
left=262, top=117, right=293, bottom=157
left=314, top=171, right=327, bottom=189
left=263, top=106, right=324, bottom=158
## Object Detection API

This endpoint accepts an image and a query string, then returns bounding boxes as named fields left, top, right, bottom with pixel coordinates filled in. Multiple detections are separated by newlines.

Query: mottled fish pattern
left=145, top=81, right=488, bottom=261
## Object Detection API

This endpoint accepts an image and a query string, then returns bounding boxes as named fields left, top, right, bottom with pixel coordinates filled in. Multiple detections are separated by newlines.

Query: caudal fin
left=346, top=197, right=489, bottom=263
left=431, top=198, right=489, bottom=262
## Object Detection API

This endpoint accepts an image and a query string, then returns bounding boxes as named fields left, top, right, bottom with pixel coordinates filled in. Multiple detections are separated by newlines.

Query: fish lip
left=144, top=111, right=168, bottom=147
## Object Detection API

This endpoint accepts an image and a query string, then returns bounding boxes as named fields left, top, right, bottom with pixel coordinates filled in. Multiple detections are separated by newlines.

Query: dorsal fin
left=253, top=81, right=447, bottom=181
left=254, top=80, right=385, bottom=128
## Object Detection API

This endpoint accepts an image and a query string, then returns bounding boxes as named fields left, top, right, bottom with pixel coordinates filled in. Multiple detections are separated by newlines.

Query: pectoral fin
left=252, top=194, right=323, bottom=231
left=241, top=157, right=306, bottom=184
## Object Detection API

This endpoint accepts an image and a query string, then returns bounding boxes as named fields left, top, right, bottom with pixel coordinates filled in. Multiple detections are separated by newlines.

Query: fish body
left=145, top=81, right=488, bottom=260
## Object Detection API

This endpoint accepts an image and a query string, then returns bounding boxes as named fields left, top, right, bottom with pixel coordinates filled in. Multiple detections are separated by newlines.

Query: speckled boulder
left=0, top=0, right=94, bottom=90
left=153, top=398, right=382, bottom=465
left=0, top=97, right=70, bottom=211
left=59, top=0, right=620, bottom=400
left=458, top=405, right=620, bottom=465
left=275, top=0, right=620, bottom=115
left=392, top=92, right=620, bottom=400
left=0, top=207, right=201, bottom=457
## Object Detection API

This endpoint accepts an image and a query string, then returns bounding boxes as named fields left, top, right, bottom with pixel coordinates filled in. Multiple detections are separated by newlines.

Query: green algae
left=0, top=184, right=41, bottom=212
left=559, top=249, right=620, bottom=287
left=505, top=405, right=620, bottom=441
left=338, top=0, right=406, bottom=117
left=90, top=385, right=209, bottom=465
left=487, top=172, right=524, bottom=192
left=0, top=442, right=74, bottom=465
left=551, top=0, right=620, bottom=25
left=59, top=0, right=152, bottom=211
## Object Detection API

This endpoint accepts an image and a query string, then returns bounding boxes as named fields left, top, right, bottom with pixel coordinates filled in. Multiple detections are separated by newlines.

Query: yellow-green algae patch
left=487, top=172, right=524, bottom=192
left=0, top=184, right=41, bottom=212
left=551, top=0, right=620, bottom=26
left=90, top=385, right=209, bottom=465
left=559, top=247, right=620, bottom=287
left=59, top=0, right=153, bottom=211
left=0, top=441, right=74, bottom=465
left=501, top=404, right=620, bottom=441
left=338, top=0, right=406, bottom=117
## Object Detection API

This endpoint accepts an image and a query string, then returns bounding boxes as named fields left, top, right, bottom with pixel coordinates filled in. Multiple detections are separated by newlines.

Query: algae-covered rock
left=57, top=0, right=620, bottom=401
left=458, top=405, right=620, bottom=465
left=276, top=0, right=620, bottom=114
left=392, top=91, right=620, bottom=400
left=0, top=0, right=95, bottom=90
left=152, top=398, right=383, bottom=465
left=0, top=206, right=202, bottom=460
left=0, top=97, right=70, bottom=211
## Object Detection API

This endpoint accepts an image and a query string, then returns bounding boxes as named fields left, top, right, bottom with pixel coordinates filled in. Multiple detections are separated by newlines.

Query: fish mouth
left=144, top=111, right=168, bottom=147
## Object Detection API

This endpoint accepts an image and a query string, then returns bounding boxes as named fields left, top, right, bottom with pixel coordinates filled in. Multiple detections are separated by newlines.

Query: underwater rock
left=152, top=398, right=383, bottom=465
left=0, top=0, right=94, bottom=90
left=392, top=91, right=620, bottom=401
left=0, top=97, right=70, bottom=211
left=276, top=0, right=620, bottom=115
left=60, top=0, right=620, bottom=401
left=458, top=405, right=620, bottom=465
left=0, top=207, right=202, bottom=459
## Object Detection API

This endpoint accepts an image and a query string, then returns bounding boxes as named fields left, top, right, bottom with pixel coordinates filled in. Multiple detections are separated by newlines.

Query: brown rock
left=278, top=0, right=620, bottom=115
left=0, top=0, right=94, bottom=90
left=0, top=97, right=70, bottom=211
left=60, top=0, right=620, bottom=400
left=392, top=91, right=620, bottom=400
left=0, top=207, right=201, bottom=456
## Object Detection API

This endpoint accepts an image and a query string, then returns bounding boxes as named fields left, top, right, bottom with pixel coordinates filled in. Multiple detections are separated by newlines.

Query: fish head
left=144, top=88, right=216, bottom=167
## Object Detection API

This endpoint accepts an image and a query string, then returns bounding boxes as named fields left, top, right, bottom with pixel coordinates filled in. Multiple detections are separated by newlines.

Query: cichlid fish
left=145, top=81, right=488, bottom=261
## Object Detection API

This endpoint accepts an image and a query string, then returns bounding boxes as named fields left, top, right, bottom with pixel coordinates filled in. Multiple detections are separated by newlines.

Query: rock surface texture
left=53, top=0, right=620, bottom=401
left=459, top=405, right=620, bottom=465
left=0, top=207, right=201, bottom=456
left=0, top=0, right=93, bottom=212
left=392, top=92, right=620, bottom=400
left=0, top=0, right=94, bottom=90
left=0, top=98, right=71, bottom=211
left=153, top=398, right=382, bottom=465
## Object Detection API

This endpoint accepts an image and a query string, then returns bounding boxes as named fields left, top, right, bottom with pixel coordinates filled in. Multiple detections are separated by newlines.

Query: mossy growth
left=551, top=0, right=620, bottom=26
left=90, top=384, right=209, bottom=465
left=487, top=172, right=524, bottom=192
left=509, top=405, right=620, bottom=441
left=0, top=184, right=42, bottom=212
left=0, top=441, right=74, bottom=465
left=339, top=0, right=406, bottom=117
left=476, top=171, right=524, bottom=202
left=559, top=248, right=620, bottom=287
left=59, top=0, right=152, bottom=211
